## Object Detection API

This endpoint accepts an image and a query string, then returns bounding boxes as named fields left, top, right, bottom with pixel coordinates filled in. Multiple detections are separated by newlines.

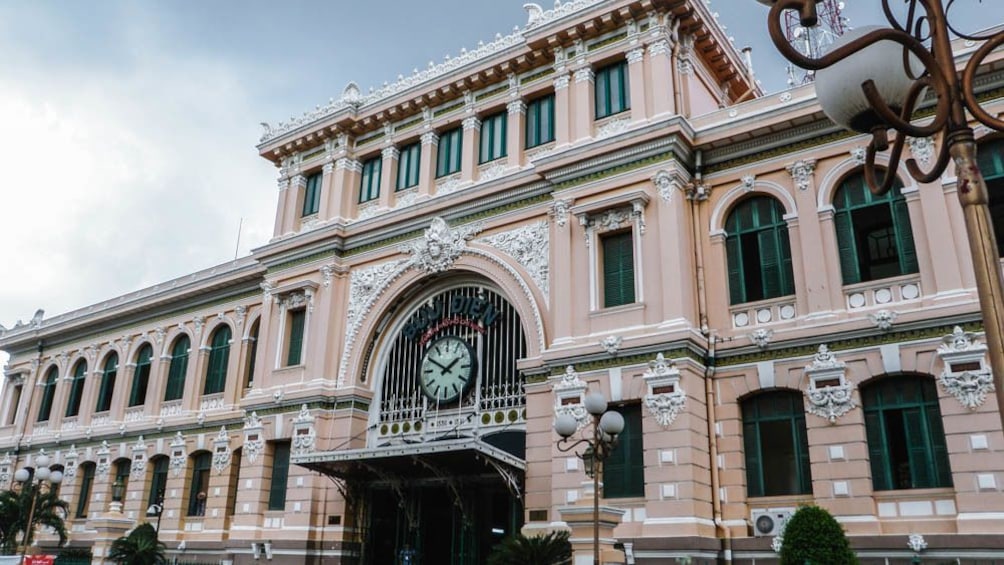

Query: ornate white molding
left=907, top=534, right=928, bottom=554
left=478, top=221, right=549, bottom=303
left=786, top=159, right=816, bottom=192
left=462, top=116, right=482, bottom=131
left=550, top=199, right=572, bottom=227
left=643, top=354, right=687, bottom=427
left=600, top=335, right=622, bottom=356
left=478, top=161, right=510, bottom=183
left=937, top=326, right=995, bottom=409
left=595, top=118, right=631, bottom=140
left=850, top=146, right=867, bottom=164
left=869, top=309, right=898, bottom=331
left=804, top=345, right=856, bottom=423
left=523, top=0, right=605, bottom=30
left=507, top=99, right=526, bottom=115
left=647, top=39, right=670, bottom=58
left=740, top=174, right=756, bottom=192
left=169, top=431, right=187, bottom=477
left=95, top=441, right=111, bottom=477
left=553, top=366, right=588, bottom=431
left=421, top=131, right=439, bottom=146
left=626, top=47, right=645, bottom=65
left=908, top=137, right=935, bottom=166
left=553, top=73, right=571, bottom=91
left=62, top=446, right=78, bottom=479
left=652, top=169, right=687, bottom=204
left=0, top=453, right=11, bottom=486
left=292, top=405, right=317, bottom=456
left=401, top=217, right=483, bottom=274
left=749, top=328, right=773, bottom=349
left=212, top=427, right=232, bottom=474
left=244, top=411, right=266, bottom=464
left=573, top=67, right=594, bottom=84
left=130, top=436, right=148, bottom=478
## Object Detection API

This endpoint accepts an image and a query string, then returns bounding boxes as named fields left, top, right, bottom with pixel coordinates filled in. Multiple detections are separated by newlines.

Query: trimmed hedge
left=779, top=506, right=859, bottom=565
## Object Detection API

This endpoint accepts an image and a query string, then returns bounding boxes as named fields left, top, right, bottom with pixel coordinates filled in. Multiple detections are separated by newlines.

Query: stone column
left=550, top=199, right=574, bottom=344
left=461, top=116, right=481, bottom=183
left=555, top=498, right=626, bottom=564
left=507, top=99, right=526, bottom=169
left=284, top=175, right=306, bottom=233
left=380, top=146, right=399, bottom=209
left=571, top=67, right=595, bottom=142
left=553, top=73, right=572, bottom=147
left=627, top=47, right=647, bottom=123
left=787, top=159, right=835, bottom=317
left=647, top=38, right=675, bottom=117
left=676, top=35, right=694, bottom=117
left=316, top=161, right=336, bottom=221
left=418, top=131, right=439, bottom=198
left=272, top=178, right=290, bottom=238
left=88, top=513, right=134, bottom=564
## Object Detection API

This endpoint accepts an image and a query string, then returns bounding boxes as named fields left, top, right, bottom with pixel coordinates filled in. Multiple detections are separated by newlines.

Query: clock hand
left=443, top=358, right=461, bottom=374
left=428, top=358, right=450, bottom=372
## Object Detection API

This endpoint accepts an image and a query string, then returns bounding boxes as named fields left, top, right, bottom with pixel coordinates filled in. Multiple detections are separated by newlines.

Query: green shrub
left=779, top=505, right=858, bottom=565
left=487, top=530, right=572, bottom=565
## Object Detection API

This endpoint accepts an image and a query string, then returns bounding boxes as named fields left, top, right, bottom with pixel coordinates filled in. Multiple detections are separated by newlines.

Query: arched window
left=95, top=353, right=118, bottom=413
left=36, top=367, right=58, bottom=422
left=244, top=319, right=260, bottom=390
left=204, top=326, right=231, bottom=395
left=725, top=196, right=795, bottom=304
left=188, top=452, right=212, bottom=516
left=742, top=390, right=812, bottom=497
left=833, top=172, right=918, bottom=284
left=148, top=456, right=169, bottom=508
left=164, top=336, right=190, bottom=402
left=978, top=138, right=1004, bottom=257
left=65, top=361, right=87, bottom=418
left=76, top=462, right=96, bottom=519
left=129, top=344, right=153, bottom=407
left=863, top=375, right=952, bottom=491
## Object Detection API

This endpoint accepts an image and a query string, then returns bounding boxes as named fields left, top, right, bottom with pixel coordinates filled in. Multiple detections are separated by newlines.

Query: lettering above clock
left=402, top=293, right=502, bottom=345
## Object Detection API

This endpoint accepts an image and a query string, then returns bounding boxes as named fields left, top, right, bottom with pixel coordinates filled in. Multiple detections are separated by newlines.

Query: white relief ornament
left=740, top=174, right=756, bottom=192
left=869, top=309, right=898, bottom=331
left=320, top=264, right=336, bottom=288
left=169, top=431, right=187, bottom=477
left=339, top=258, right=410, bottom=387
left=478, top=221, right=550, bottom=303
left=937, top=326, right=995, bottom=409
left=401, top=217, right=482, bottom=274
left=552, top=73, right=571, bottom=91
left=643, top=354, right=687, bottom=427
left=552, top=366, right=589, bottom=431
left=95, top=441, right=111, bottom=477
left=0, top=453, right=10, bottom=486
left=851, top=146, right=867, bottom=164
left=550, top=199, right=571, bottom=228
left=477, top=161, right=509, bottom=184
left=292, top=405, right=317, bottom=456
left=212, top=427, right=232, bottom=474
left=626, top=47, right=645, bottom=65
left=908, top=137, right=935, bottom=166
left=907, top=534, right=928, bottom=554
left=786, top=159, right=816, bottom=192
left=523, top=0, right=605, bottom=30
left=804, top=345, right=857, bottom=423
left=652, top=170, right=682, bottom=204
left=595, top=118, right=630, bottom=139
left=244, top=411, right=266, bottom=464
left=63, top=446, right=78, bottom=479
left=647, top=39, right=670, bottom=58
left=234, top=306, right=247, bottom=328
left=771, top=535, right=784, bottom=554
left=600, top=336, right=622, bottom=356
left=130, top=436, right=148, bottom=478
left=750, top=328, right=774, bottom=349
left=192, top=316, right=205, bottom=335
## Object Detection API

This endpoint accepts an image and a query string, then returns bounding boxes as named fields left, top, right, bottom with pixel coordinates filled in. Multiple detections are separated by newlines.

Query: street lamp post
left=14, top=453, right=64, bottom=561
left=554, top=391, right=625, bottom=565
left=146, top=489, right=165, bottom=539
left=757, top=0, right=1004, bottom=432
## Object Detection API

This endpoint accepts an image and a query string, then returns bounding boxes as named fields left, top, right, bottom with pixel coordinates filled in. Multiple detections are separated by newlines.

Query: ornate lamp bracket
left=937, top=326, right=994, bottom=409
left=642, top=353, right=687, bottom=427
left=804, top=345, right=856, bottom=423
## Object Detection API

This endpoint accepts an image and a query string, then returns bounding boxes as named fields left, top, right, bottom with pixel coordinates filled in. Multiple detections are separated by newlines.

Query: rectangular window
left=114, top=460, right=131, bottom=497
left=479, top=111, right=507, bottom=164
left=268, top=441, right=291, bottom=511
left=436, top=127, right=462, bottom=178
left=96, top=368, right=117, bottom=412
left=301, top=172, right=322, bottom=216
left=76, top=464, right=95, bottom=518
left=5, top=385, right=21, bottom=426
left=286, top=309, right=306, bottom=366
left=188, top=453, right=211, bottom=516
left=359, top=156, right=382, bottom=203
left=525, top=94, right=555, bottom=149
left=148, top=457, right=169, bottom=508
left=595, top=61, right=630, bottom=119
left=602, top=231, right=636, bottom=308
left=603, top=404, right=644, bottom=498
left=396, top=142, right=421, bottom=191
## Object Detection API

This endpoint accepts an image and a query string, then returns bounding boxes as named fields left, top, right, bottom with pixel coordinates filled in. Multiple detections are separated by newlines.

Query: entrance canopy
left=293, top=438, right=525, bottom=486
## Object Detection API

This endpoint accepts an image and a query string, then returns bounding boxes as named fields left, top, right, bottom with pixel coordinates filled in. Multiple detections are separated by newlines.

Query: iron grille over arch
left=370, top=281, right=527, bottom=447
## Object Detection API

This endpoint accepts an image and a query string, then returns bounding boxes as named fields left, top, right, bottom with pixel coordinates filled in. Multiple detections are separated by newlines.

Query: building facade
left=2, top=0, right=1004, bottom=563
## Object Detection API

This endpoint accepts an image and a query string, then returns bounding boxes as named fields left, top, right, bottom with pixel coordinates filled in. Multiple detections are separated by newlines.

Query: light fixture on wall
left=263, top=540, right=273, bottom=560
left=251, top=542, right=261, bottom=560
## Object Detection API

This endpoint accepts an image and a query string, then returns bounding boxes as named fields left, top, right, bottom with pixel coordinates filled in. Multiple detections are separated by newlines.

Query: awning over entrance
left=293, top=437, right=525, bottom=486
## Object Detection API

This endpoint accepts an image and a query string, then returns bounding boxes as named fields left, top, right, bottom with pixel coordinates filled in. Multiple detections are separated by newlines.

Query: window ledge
left=746, top=494, right=814, bottom=507
left=590, top=302, right=645, bottom=318
left=872, top=487, right=955, bottom=501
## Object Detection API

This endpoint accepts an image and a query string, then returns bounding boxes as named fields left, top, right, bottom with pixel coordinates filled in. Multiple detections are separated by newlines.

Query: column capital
left=647, top=39, right=671, bottom=58
left=507, top=99, right=527, bottom=115
left=553, top=73, right=571, bottom=91
left=322, top=161, right=335, bottom=175
left=573, top=67, right=594, bottom=84
left=382, top=146, right=400, bottom=160
left=291, top=174, right=308, bottom=188
left=462, top=116, right=482, bottom=131
left=421, top=131, right=440, bottom=146
left=277, top=179, right=290, bottom=192
left=627, top=47, right=646, bottom=65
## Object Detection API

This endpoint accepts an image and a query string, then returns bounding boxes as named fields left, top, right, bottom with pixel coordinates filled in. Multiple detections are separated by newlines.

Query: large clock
left=419, top=335, right=476, bottom=404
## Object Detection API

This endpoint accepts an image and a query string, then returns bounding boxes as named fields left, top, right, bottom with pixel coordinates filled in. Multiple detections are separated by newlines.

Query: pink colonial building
left=2, top=0, right=1004, bottom=563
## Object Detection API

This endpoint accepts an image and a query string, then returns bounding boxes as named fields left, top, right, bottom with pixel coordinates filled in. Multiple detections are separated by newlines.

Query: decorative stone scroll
left=749, top=328, right=774, bottom=349
left=0, top=453, right=10, bottom=486
left=786, top=159, right=816, bottom=192
left=478, top=221, right=549, bottom=303
left=550, top=199, right=572, bottom=228
left=169, top=432, right=187, bottom=477
left=937, top=326, right=995, bottom=409
left=63, top=446, right=78, bottom=479
left=130, top=436, right=148, bottom=478
left=643, top=354, right=687, bottom=427
left=292, top=405, right=317, bottom=456
left=244, top=411, right=265, bottom=464
left=803, top=345, right=856, bottom=423
left=400, top=217, right=483, bottom=274
left=600, top=336, right=622, bottom=356
left=212, top=427, right=232, bottom=474
left=95, top=441, right=111, bottom=477
left=553, top=366, right=589, bottom=432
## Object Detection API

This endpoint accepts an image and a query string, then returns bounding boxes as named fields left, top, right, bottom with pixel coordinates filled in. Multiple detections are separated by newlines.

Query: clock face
left=420, top=336, right=476, bottom=404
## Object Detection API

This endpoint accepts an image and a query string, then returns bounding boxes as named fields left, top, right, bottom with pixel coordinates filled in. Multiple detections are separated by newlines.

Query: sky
left=1, top=0, right=1003, bottom=360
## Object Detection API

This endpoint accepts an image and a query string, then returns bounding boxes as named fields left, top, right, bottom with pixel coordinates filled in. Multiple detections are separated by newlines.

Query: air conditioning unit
left=751, top=509, right=793, bottom=537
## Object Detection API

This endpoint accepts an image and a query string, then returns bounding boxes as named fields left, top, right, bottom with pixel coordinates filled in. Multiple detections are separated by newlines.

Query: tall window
left=603, top=404, right=643, bottom=498
left=36, top=367, right=58, bottom=422
left=742, top=391, right=812, bottom=497
left=4, top=385, right=21, bottom=426
left=95, top=354, right=118, bottom=413
left=226, top=448, right=242, bottom=517
left=359, top=156, right=382, bottom=203
left=114, top=459, right=131, bottom=498
left=833, top=172, right=918, bottom=284
left=64, top=361, right=87, bottom=418
left=863, top=376, right=952, bottom=491
left=188, top=452, right=211, bottom=516
left=204, top=326, right=231, bottom=395
left=525, top=94, right=555, bottom=149
left=595, top=61, right=630, bottom=119
left=436, top=127, right=462, bottom=178
left=479, top=111, right=507, bottom=164
left=285, top=309, right=306, bottom=366
left=396, top=142, right=421, bottom=191
left=268, top=441, right=291, bottom=511
left=978, top=138, right=1004, bottom=257
left=244, top=320, right=260, bottom=389
left=601, top=231, right=635, bottom=308
left=725, top=197, right=795, bottom=304
left=301, top=172, right=322, bottom=217
left=128, top=344, right=153, bottom=407
left=164, top=335, right=189, bottom=402
left=76, top=462, right=95, bottom=519
left=148, top=456, right=169, bottom=508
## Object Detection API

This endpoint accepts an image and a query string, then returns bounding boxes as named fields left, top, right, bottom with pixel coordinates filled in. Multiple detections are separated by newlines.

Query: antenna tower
left=784, top=0, right=848, bottom=86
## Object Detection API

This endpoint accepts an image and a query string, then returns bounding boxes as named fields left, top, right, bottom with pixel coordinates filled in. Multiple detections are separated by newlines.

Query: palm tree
left=487, top=530, right=573, bottom=565
left=108, top=523, right=167, bottom=565
left=0, top=487, right=69, bottom=555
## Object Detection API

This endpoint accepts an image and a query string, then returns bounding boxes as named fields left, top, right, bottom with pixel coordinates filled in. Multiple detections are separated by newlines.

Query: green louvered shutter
left=602, top=232, right=635, bottom=307
left=833, top=209, right=861, bottom=284
left=129, top=345, right=152, bottom=407
left=864, top=408, right=892, bottom=490
left=165, top=337, right=189, bottom=401
left=37, top=368, right=57, bottom=422
left=758, top=229, right=782, bottom=299
left=742, top=416, right=764, bottom=497
left=65, top=362, right=86, bottom=418
left=903, top=407, right=934, bottom=488
left=726, top=235, right=744, bottom=304
left=268, top=442, right=291, bottom=510
left=925, top=402, right=953, bottom=488
left=603, top=405, right=643, bottom=498
left=204, top=327, right=231, bottom=395
left=286, top=310, right=306, bottom=366
left=778, top=225, right=795, bottom=296
left=891, top=196, right=919, bottom=275
left=793, top=410, right=812, bottom=493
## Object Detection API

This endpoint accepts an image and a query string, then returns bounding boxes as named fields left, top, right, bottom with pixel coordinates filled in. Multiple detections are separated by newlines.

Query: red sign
left=24, top=556, right=55, bottom=565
